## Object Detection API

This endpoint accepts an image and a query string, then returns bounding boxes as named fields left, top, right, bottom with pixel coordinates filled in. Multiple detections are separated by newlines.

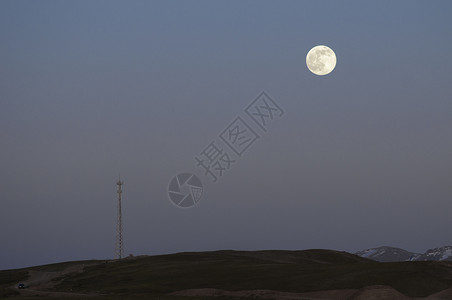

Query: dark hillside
left=2, top=250, right=452, bottom=299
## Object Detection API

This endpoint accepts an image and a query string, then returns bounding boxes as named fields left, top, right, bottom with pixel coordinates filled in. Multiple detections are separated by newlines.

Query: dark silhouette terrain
left=2, top=249, right=452, bottom=299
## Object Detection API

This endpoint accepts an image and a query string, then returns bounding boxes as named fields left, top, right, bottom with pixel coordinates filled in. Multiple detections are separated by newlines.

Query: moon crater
left=306, top=45, right=336, bottom=76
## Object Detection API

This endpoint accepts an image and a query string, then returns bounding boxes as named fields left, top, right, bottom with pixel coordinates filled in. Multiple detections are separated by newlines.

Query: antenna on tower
left=115, top=175, right=124, bottom=259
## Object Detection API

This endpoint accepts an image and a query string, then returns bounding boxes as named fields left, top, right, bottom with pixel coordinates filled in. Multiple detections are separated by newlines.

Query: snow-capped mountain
left=355, top=246, right=420, bottom=262
left=416, top=246, right=452, bottom=261
left=355, top=246, right=452, bottom=262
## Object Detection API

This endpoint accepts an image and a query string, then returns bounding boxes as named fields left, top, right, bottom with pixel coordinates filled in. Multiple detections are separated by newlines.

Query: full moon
left=306, top=45, right=336, bottom=75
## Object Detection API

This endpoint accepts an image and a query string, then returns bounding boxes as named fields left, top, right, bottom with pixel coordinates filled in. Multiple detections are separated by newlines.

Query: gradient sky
left=1, top=0, right=451, bottom=270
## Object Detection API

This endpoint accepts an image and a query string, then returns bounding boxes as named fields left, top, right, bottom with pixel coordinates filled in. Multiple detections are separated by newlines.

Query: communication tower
left=115, top=177, right=124, bottom=259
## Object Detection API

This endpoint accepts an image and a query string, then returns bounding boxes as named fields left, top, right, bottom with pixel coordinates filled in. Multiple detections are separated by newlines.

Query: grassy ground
left=2, top=249, right=452, bottom=299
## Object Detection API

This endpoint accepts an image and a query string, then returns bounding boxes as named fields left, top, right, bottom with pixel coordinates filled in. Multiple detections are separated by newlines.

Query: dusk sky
left=1, top=0, right=451, bottom=270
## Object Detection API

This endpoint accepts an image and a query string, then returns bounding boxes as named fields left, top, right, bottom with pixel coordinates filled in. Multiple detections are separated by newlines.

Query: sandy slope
left=425, top=287, right=452, bottom=299
left=11, top=263, right=100, bottom=298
